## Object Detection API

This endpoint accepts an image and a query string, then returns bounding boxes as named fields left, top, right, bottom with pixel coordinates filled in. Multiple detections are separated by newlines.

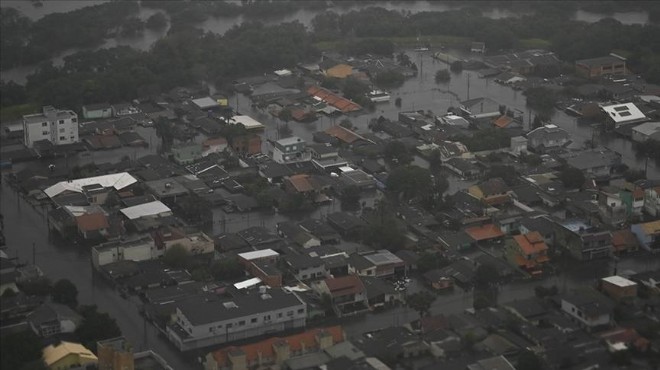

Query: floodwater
left=0, top=1, right=652, bottom=84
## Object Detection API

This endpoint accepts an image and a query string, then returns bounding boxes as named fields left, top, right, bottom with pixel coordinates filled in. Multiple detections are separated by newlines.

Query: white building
left=601, top=102, right=647, bottom=128
left=91, top=235, right=158, bottom=269
left=560, top=289, right=613, bottom=329
left=271, top=136, right=311, bottom=164
left=167, top=287, right=306, bottom=351
left=23, top=106, right=79, bottom=148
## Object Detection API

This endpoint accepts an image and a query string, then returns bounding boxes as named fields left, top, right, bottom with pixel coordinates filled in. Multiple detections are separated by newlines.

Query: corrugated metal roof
left=119, top=200, right=171, bottom=220
left=44, top=172, right=137, bottom=198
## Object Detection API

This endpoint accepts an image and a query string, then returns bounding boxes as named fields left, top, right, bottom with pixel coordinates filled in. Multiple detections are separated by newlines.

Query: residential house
left=285, top=254, right=327, bottom=281
left=361, top=275, right=402, bottom=309
left=308, top=143, right=347, bottom=171
left=75, top=209, right=110, bottom=240
left=467, top=355, right=516, bottom=370
left=555, top=221, right=612, bottom=260
left=526, top=124, right=570, bottom=153
left=326, top=212, right=366, bottom=238
left=166, top=287, right=307, bottom=351
left=308, top=86, right=361, bottom=114
left=631, top=122, right=660, bottom=143
left=561, top=288, right=614, bottom=329
left=443, top=158, right=480, bottom=179
left=314, top=275, right=368, bottom=317
left=97, top=337, right=174, bottom=370
left=111, top=102, right=139, bottom=116
left=204, top=326, right=344, bottom=370
left=43, top=341, right=98, bottom=370
left=507, top=232, right=550, bottom=276
left=560, top=147, right=622, bottom=178
left=119, top=201, right=173, bottom=225
left=575, top=54, right=627, bottom=78
left=348, top=250, right=405, bottom=278
left=271, top=136, right=310, bottom=164
left=436, top=259, right=477, bottom=288
left=643, top=184, right=660, bottom=217
left=82, top=102, right=113, bottom=119
left=600, top=276, right=637, bottom=302
left=631, top=220, right=660, bottom=253
left=277, top=222, right=321, bottom=249
left=43, top=172, right=137, bottom=201
left=171, top=143, right=203, bottom=165
left=202, top=137, right=228, bottom=157
left=237, top=249, right=280, bottom=287
left=325, top=64, right=354, bottom=79
left=465, top=224, right=505, bottom=244
left=611, top=229, right=639, bottom=254
left=423, top=269, right=454, bottom=291
left=231, top=134, right=262, bottom=155
left=227, top=115, right=265, bottom=131
left=153, top=226, right=214, bottom=255
left=510, top=136, right=528, bottom=155
left=145, top=178, right=189, bottom=201
left=27, top=303, right=83, bottom=338
left=0, top=257, right=20, bottom=295
left=468, top=178, right=512, bottom=206
left=23, top=106, right=79, bottom=148
left=340, top=168, right=376, bottom=190
left=92, top=235, right=157, bottom=268
left=518, top=216, right=556, bottom=247
left=601, top=102, right=647, bottom=129
left=299, top=219, right=341, bottom=245
left=471, top=41, right=486, bottom=53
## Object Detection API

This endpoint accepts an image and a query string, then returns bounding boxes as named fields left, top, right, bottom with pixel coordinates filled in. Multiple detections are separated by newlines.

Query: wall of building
left=24, top=108, right=79, bottom=148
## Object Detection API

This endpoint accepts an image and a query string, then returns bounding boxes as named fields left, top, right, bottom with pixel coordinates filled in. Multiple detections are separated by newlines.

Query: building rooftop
left=43, top=341, right=97, bottom=368
left=602, top=275, right=637, bottom=288
left=228, top=115, right=265, bottom=130
left=575, top=55, right=626, bottom=68
left=44, top=172, right=137, bottom=199
left=175, top=288, right=304, bottom=326
left=238, top=249, right=279, bottom=261
left=362, top=250, right=404, bottom=267
left=120, top=201, right=172, bottom=220
left=601, top=102, right=646, bottom=124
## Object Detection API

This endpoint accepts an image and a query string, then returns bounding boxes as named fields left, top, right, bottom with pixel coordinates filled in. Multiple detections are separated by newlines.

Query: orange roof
left=611, top=229, right=638, bottom=251
left=76, top=212, right=109, bottom=232
left=203, top=137, right=227, bottom=147
left=211, top=326, right=344, bottom=366
left=493, top=115, right=514, bottom=128
left=307, top=86, right=361, bottom=113
left=465, top=224, right=504, bottom=241
left=324, top=125, right=361, bottom=144
left=325, top=275, right=365, bottom=297
left=287, top=174, right=314, bottom=193
left=326, top=64, right=353, bottom=79
left=514, top=232, right=548, bottom=255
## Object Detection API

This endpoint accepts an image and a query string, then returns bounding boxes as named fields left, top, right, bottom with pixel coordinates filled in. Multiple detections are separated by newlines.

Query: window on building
left=42, top=122, right=47, bottom=127
left=42, top=131, right=49, bottom=135
left=264, top=315, right=271, bottom=321
left=238, top=320, right=245, bottom=326
left=59, top=136, right=66, bottom=140
left=251, top=318, right=257, bottom=323
left=227, top=323, right=233, bottom=328
left=297, top=308, right=304, bottom=314
left=278, top=313, right=283, bottom=318
left=287, top=311, right=293, bottom=317
left=209, top=327, right=213, bottom=332
left=72, top=118, right=77, bottom=123
left=59, top=128, right=65, bottom=133
left=59, top=120, right=64, bottom=124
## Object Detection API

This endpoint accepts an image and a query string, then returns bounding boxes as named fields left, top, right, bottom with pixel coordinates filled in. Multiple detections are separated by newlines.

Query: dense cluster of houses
left=2, top=44, right=660, bottom=370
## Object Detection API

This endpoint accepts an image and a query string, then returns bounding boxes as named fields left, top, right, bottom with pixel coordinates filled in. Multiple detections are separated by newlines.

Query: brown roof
left=513, top=232, right=548, bottom=255
left=465, top=224, right=504, bottom=242
left=324, top=125, right=362, bottom=144
left=76, top=213, right=109, bottom=232
left=324, top=275, right=365, bottom=297
left=287, top=174, right=315, bottom=193
left=211, top=326, right=344, bottom=366
left=325, top=64, right=353, bottom=79
left=493, top=115, right=514, bottom=128
left=308, top=86, right=361, bottom=113
left=611, top=229, right=638, bottom=252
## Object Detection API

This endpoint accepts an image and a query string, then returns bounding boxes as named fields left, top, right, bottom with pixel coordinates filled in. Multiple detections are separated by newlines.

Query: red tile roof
left=287, top=174, right=315, bottom=193
left=514, top=232, right=548, bottom=255
left=324, top=125, right=362, bottom=144
left=465, top=224, right=504, bottom=242
left=611, top=229, right=638, bottom=252
left=307, top=86, right=361, bottom=113
left=493, top=115, right=514, bottom=128
left=211, top=326, right=344, bottom=366
left=324, top=275, right=365, bottom=297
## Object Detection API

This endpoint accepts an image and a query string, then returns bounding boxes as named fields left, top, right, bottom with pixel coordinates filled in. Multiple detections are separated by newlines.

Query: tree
left=52, top=279, right=78, bottom=308
left=558, top=166, right=586, bottom=189
left=340, top=185, right=361, bottom=211
left=435, top=69, right=450, bottom=83
left=362, top=201, right=406, bottom=252
left=75, top=305, right=122, bottom=351
left=428, top=149, right=443, bottom=173
left=485, top=166, right=517, bottom=185
left=163, top=244, right=190, bottom=269
left=407, top=291, right=436, bottom=319
left=386, top=165, right=432, bottom=201
left=450, top=61, right=464, bottom=72
left=624, top=169, right=646, bottom=182
left=395, top=97, right=402, bottom=108
left=279, top=108, right=292, bottom=123
left=278, top=123, right=293, bottom=139
left=18, top=277, right=52, bottom=296
left=474, top=264, right=498, bottom=288
left=210, top=257, right=245, bottom=281
left=517, top=350, right=543, bottom=370
left=146, top=12, right=168, bottom=30
left=416, top=251, right=448, bottom=273
left=0, top=331, right=45, bottom=370
left=383, top=141, right=413, bottom=166
left=154, top=117, right=174, bottom=152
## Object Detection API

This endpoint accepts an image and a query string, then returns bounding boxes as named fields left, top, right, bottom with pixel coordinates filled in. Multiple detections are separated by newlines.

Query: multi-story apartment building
left=23, top=106, right=79, bottom=148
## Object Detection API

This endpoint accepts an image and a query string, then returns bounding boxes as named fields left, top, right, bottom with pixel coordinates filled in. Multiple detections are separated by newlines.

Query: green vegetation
left=0, top=330, right=46, bottom=370
left=373, top=70, right=405, bottom=89
left=210, top=257, right=245, bottom=281
left=435, top=69, right=451, bottom=83
left=383, top=140, right=413, bottom=166
left=52, top=279, right=79, bottom=309
left=386, top=165, right=432, bottom=200
left=517, top=350, right=543, bottom=370
left=76, top=305, right=122, bottom=352
left=145, top=12, right=168, bottom=31
left=407, top=291, right=437, bottom=319
left=362, top=201, right=406, bottom=252
left=457, top=129, right=511, bottom=152
left=558, top=166, right=586, bottom=189
left=339, top=185, right=361, bottom=211
left=163, top=244, right=191, bottom=269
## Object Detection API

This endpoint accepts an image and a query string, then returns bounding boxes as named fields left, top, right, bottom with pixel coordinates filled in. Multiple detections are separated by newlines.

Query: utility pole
left=466, top=74, right=471, bottom=101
